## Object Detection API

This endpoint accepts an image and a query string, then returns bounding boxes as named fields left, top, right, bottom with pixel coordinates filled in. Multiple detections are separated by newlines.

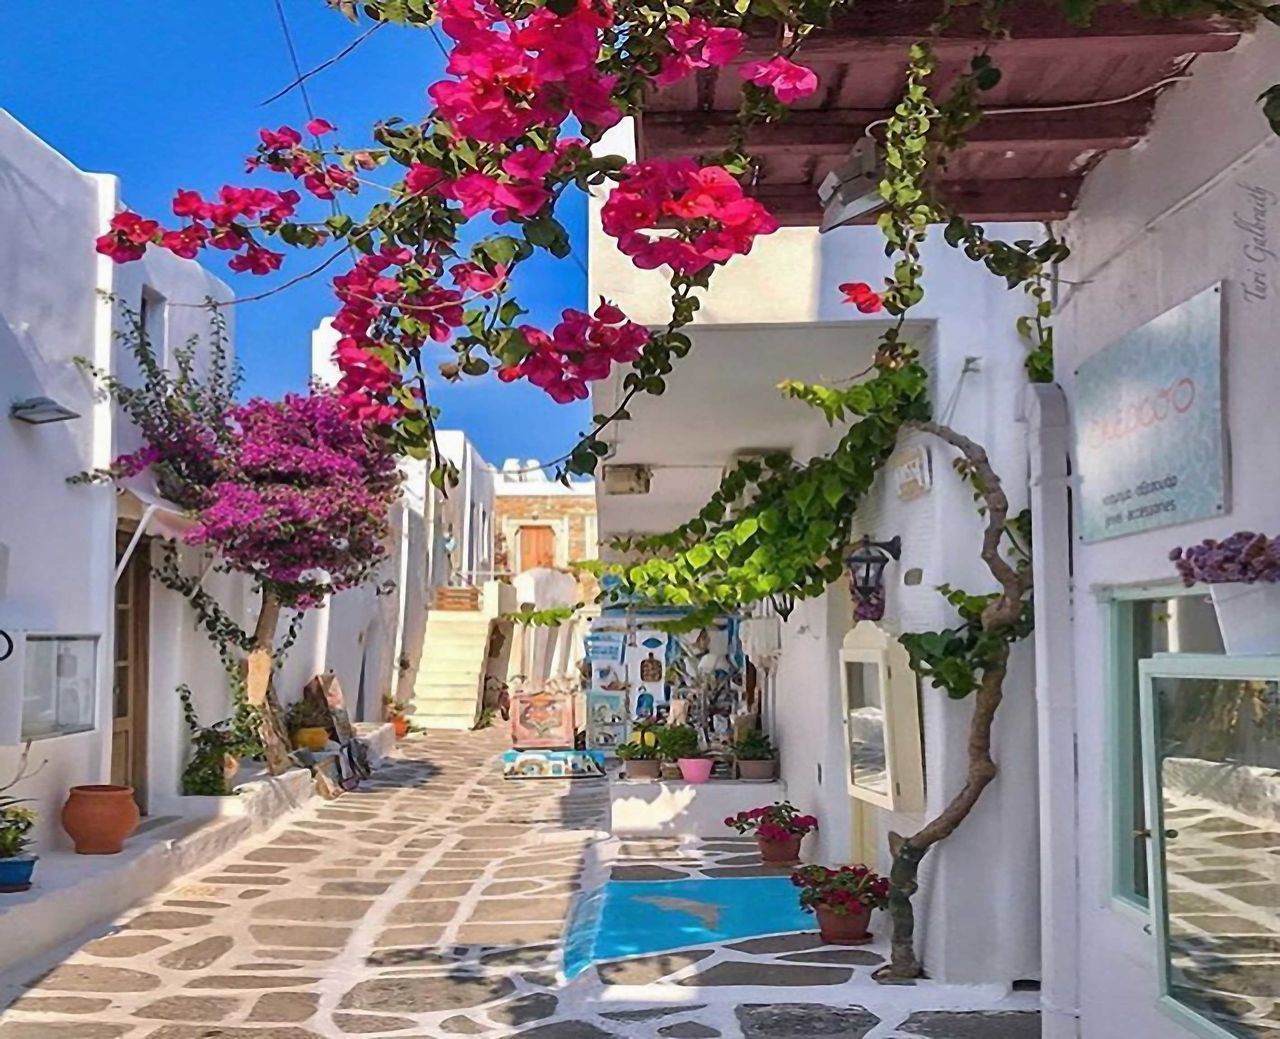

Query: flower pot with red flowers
left=725, top=801, right=818, bottom=864
left=791, top=863, right=890, bottom=945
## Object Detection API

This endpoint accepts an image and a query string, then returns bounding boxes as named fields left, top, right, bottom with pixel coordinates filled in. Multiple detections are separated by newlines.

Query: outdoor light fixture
left=846, top=535, right=902, bottom=622
left=602, top=464, right=652, bottom=495
left=9, top=396, right=80, bottom=425
left=768, top=592, right=796, bottom=620
left=817, top=138, right=887, bottom=233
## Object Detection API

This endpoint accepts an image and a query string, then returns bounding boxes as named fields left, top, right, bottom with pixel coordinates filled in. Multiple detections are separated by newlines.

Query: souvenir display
left=502, top=748, right=606, bottom=779
left=509, top=689, right=576, bottom=749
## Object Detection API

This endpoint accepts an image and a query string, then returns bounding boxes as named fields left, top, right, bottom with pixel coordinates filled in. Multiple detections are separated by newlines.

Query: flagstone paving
left=0, top=730, right=1039, bottom=1037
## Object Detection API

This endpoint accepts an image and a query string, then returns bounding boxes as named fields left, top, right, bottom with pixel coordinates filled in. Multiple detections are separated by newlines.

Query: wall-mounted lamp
left=846, top=535, right=901, bottom=622
left=10, top=396, right=80, bottom=425
left=767, top=592, right=796, bottom=621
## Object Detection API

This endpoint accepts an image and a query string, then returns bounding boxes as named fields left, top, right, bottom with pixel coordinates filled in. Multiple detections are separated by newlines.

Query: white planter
left=1210, top=582, right=1280, bottom=655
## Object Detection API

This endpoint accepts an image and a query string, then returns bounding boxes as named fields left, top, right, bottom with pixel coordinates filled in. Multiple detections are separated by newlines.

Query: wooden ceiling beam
left=752, top=176, right=1082, bottom=225
left=739, top=2, right=1243, bottom=59
left=641, top=100, right=1153, bottom=158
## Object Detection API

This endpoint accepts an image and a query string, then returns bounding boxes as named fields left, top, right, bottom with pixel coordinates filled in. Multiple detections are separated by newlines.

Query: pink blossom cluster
left=429, top=0, right=621, bottom=142
left=184, top=390, right=402, bottom=607
left=496, top=299, right=649, bottom=403
left=739, top=55, right=820, bottom=104
left=248, top=119, right=361, bottom=201
left=655, top=18, right=745, bottom=86
left=601, top=159, right=779, bottom=275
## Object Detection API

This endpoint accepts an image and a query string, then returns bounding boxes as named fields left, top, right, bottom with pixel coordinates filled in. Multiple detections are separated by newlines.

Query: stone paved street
left=0, top=731, right=1039, bottom=1038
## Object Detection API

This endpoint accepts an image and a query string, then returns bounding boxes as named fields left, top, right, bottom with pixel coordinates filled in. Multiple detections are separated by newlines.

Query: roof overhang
left=637, top=0, right=1247, bottom=224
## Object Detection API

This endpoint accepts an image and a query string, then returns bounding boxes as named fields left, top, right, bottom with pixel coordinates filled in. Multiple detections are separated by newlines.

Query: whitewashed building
left=0, top=112, right=418, bottom=971
left=586, top=13, right=1279, bottom=1036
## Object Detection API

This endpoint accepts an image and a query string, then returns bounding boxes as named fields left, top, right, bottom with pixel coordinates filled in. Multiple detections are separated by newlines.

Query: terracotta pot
left=815, top=902, right=874, bottom=945
left=678, top=757, right=714, bottom=783
left=292, top=726, right=330, bottom=752
left=223, top=754, right=241, bottom=793
left=61, top=785, right=140, bottom=855
left=393, top=715, right=410, bottom=740
left=757, top=834, right=802, bottom=864
left=624, top=758, right=661, bottom=781
left=738, top=758, right=777, bottom=781
left=660, top=762, right=682, bottom=780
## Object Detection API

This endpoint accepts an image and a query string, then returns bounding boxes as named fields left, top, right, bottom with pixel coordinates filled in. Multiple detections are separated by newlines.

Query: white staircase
left=410, top=582, right=515, bottom=730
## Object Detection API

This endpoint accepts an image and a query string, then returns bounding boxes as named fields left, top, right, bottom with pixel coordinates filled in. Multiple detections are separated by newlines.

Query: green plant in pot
left=658, top=724, right=713, bottom=784
left=617, top=737, right=661, bottom=781
left=732, top=729, right=777, bottom=781
left=286, top=697, right=332, bottom=752
left=180, top=685, right=263, bottom=796
left=0, top=805, right=37, bottom=893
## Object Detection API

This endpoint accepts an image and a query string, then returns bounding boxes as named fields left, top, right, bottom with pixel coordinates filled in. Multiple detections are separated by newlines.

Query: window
left=21, top=635, right=99, bottom=740
left=839, top=623, right=924, bottom=812
left=1109, top=590, right=1223, bottom=907
left=1139, top=656, right=1280, bottom=1039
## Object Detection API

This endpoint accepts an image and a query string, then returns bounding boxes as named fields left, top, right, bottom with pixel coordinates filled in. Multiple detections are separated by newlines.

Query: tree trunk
left=876, top=420, right=1031, bottom=980
left=249, top=587, right=292, bottom=775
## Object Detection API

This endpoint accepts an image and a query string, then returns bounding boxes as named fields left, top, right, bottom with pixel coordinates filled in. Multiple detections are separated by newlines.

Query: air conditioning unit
left=602, top=464, right=652, bottom=495
left=818, top=138, right=886, bottom=233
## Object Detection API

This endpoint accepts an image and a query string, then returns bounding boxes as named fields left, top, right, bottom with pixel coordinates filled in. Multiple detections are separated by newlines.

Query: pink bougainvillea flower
left=305, top=117, right=337, bottom=136
left=502, top=146, right=557, bottom=183
left=839, top=281, right=884, bottom=314
left=739, top=55, right=819, bottom=104
left=259, top=125, right=303, bottom=151
left=405, top=163, right=445, bottom=195
left=657, top=18, right=745, bottom=84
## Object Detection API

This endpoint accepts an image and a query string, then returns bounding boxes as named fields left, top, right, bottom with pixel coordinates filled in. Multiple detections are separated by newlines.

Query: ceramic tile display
left=586, top=690, right=628, bottom=750
left=509, top=688, right=577, bottom=749
left=628, top=631, right=670, bottom=722
left=501, top=748, right=606, bottom=778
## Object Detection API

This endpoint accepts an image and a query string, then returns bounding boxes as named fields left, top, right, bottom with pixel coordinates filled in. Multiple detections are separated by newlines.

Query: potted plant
left=617, top=739, right=661, bottom=780
left=732, top=729, right=778, bottom=780
left=384, top=694, right=410, bottom=740
left=725, top=801, right=818, bottom=863
left=659, top=724, right=713, bottom=783
left=286, top=698, right=332, bottom=752
left=0, top=806, right=38, bottom=893
left=1171, top=532, right=1280, bottom=654
left=179, top=686, right=261, bottom=795
left=791, top=864, right=890, bottom=945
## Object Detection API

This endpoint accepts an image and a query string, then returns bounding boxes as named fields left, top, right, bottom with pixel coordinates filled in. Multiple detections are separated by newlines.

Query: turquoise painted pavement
left=565, top=875, right=812, bottom=977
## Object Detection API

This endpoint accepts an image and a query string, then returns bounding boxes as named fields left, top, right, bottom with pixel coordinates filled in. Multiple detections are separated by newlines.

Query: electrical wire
left=863, top=74, right=1195, bottom=140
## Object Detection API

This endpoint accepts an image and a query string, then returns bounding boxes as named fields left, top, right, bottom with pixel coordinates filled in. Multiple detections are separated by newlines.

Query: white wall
left=1048, top=30, right=1280, bottom=1039
left=587, top=118, right=1044, bottom=985
left=436, top=430, right=496, bottom=583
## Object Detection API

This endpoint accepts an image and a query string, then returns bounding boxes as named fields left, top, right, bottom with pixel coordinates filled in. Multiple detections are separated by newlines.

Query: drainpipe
left=1024, top=382, right=1081, bottom=1039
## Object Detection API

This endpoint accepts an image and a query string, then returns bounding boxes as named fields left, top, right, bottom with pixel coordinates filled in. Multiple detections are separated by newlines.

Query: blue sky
left=3, top=1, right=590, bottom=466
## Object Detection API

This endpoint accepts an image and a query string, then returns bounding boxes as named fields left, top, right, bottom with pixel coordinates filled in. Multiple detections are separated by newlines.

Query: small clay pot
left=223, top=754, right=241, bottom=792
left=624, top=758, right=661, bottom=781
left=393, top=715, right=410, bottom=740
left=757, top=834, right=802, bottom=864
left=61, top=785, right=140, bottom=855
left=738, top=758, right=777, bottom=781
left=660, top=762, right=682, bottom=781
left=678, top=757, right=714, bottom=783
left=815, top=902, right=873, bottom=945
left=292, top=726, right=330, bottom=752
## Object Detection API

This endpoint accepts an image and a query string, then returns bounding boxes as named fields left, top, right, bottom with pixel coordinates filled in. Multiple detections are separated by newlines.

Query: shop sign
left=1074, top=284, right=1228, bottom=542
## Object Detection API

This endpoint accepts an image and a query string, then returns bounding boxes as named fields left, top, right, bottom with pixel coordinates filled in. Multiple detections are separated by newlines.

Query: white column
left=1025, top=382, right=1081, bottom=1039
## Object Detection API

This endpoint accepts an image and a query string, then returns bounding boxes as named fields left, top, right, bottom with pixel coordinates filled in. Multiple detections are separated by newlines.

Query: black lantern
left=768, top=592, right=796, bottom=620
left=846, top=535, right=901, bottom=622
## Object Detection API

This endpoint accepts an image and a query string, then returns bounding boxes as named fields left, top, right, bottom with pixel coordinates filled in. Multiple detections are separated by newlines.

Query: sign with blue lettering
left=1074, top=284, right=1228, bottom=542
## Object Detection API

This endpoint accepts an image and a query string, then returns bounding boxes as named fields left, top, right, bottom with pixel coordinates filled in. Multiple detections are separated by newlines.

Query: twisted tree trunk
left=248, top=587, right=293, bottom=775
left=879, top=420, right=1032, bottom=980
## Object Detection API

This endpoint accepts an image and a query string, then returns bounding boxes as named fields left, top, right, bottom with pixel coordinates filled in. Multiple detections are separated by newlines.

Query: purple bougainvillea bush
left=1170, top=532, right=1280, bottom=587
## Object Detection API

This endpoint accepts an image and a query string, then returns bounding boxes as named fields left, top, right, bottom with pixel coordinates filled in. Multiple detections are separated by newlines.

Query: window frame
left=1101, top=583, right=1217, bottom=911
left=1138, top=652, right=1280, bottom=1039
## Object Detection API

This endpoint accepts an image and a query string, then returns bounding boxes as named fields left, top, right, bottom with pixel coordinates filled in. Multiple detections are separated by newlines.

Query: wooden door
left=518, top=525, right=556, bottom=570
left=112, top=528, right=150, bottom=812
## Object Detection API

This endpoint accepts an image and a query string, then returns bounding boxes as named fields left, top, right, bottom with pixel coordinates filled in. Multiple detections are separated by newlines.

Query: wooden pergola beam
left=641, top=100, right=1154, bottom=158
left=739, top=1, right=1243, bottom=59
left=752, top=176, right=1082, bottom=225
